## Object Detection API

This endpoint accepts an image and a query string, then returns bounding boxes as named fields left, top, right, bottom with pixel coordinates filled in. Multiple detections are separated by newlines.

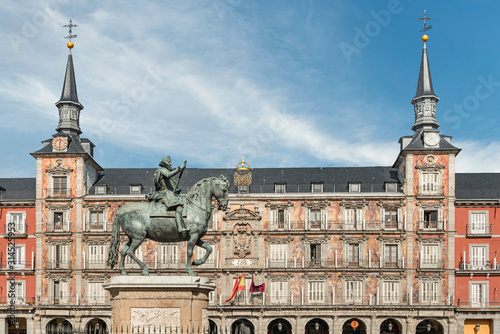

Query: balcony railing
left=419, top=259, right=445, bottom=269
left=3, top=223, right=27, bottom=235
left=418, top=186, right=444, bottom=196
left=80, top=296, right=110, bottom=305
left=0, top=260, right=35, bottom=270
left=268, top=220, right=404, bottom=232
left=84, top=222, right=107, bottom=232
left=46, top=261, right=72, bottom=270
left=458, top=261, right=500, bottom=271
left=46, top=221, right=71, bottom=232
left=418, top=221, right=444, bottom=231
left=84, top=260, right=107, bottom=270
left=466, top=224, right=493, bottom=236
left=46, top=188, right=72, bottom=198
left=457, top=298, right=500, bottom=307
left=0, top=297, right=36, bottom=305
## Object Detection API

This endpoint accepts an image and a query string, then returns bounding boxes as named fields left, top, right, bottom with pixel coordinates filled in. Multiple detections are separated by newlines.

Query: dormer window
left=385, top=182, right=398, bottom=192
left=311, top=183, right=323, bottom=193
left=95, top=185, right=107, bottom=195
left=130, top=185, right=142, bottom=195
left=349, top=182, right=361, bottom=193
left=274, top=183, right=286, bottom=194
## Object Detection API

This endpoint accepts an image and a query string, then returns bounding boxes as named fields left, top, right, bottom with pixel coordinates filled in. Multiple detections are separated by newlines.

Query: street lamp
left=388, top=322, right=393, bottom=332
left=95, top=323, right=101, bottom=334
left=427, top=323, right=432, bottom=332
left=475, top=323, right=480, bottom=332
left=276, top=322, right=283, bottom=332
left=315, top=321, right=320, bottom=331
left=15, top=321, right=20, bottom=330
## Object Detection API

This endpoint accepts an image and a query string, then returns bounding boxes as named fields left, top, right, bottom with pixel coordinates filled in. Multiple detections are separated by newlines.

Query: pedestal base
left=104, top=276, right=215, bottom=331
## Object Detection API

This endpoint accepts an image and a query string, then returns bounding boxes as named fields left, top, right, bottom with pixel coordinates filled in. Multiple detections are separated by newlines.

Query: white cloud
left=455, top=140, right=500, bottom=173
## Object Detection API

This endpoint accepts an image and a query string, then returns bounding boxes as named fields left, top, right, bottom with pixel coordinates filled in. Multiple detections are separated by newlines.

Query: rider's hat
left=159, top=156, right=172, bottom=167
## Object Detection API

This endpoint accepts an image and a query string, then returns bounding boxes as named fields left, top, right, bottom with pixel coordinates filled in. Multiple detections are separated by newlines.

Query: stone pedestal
left=104, top=276, right=215, bottom=332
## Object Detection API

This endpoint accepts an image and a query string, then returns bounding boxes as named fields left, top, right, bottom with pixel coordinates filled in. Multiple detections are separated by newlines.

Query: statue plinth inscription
left=104, top=276, right=215, bottom=331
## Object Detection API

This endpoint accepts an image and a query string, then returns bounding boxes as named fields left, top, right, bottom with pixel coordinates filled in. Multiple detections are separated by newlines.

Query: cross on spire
left=418, top=10, right=433, bottom=33
left=64, top=19, right=78, bottom=42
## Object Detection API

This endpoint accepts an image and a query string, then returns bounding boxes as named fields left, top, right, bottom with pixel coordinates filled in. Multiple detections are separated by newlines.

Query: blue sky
left=1, top=0, right=499, bottom=177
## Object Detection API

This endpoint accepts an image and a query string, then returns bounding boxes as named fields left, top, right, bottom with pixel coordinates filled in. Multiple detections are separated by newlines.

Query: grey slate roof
left=56, top=54, right=81, bottom=106
left=90, top=166, right=400, bottom=194
left=0, top=178, right=36, bottom=201
left=456, top=173, right=500, bottom=200
left=402, top=130, right=459, bottom=151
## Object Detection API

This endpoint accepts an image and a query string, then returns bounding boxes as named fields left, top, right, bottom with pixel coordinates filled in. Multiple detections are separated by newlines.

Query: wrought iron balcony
left=46, top=260, right=72, bottom=270
left=458, top=261, right=500, bottom=271
left=0, top=260, right=35, bottom=270
left=466, top=224, right=493, bottom=237
left=46, top=188, right=72, bottom=198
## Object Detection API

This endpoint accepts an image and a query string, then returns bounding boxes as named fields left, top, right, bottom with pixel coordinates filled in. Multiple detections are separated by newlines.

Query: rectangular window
left=54, top=212, right=64, bottom=229
left=421, top=244, right=439, bottom=268
left=470, top=212, right=488, bottom=234
left=384, top=210, right=398, bottom=229
left=311, top=183, right=323, bottom=193
left=423, top=210, right=438, bottom=228
left=470, top=282, right=487, bottom=307
left=269, top=244, right=287, bottom=267
left=385, top=182, right=398, bottom=192
left=11, top=281, right=25, bottom=304
left=384, top=245, right=398, bottom=268
left=349, top=183, right=361, bottom=192
left=88, top=245, right=106, bottom=269
left=89, top=211, right=105, bottom=229
left=50, top=244, right=69, bottom=269
left=270, top=281, right=288, bottom=304
left=52, top=280, right=68, bottom=304
left=160, top=244, right=179, bottom=265
left=130, top=185, right=142, bottom=194
left=308, top=280, right=324, bottom=303
left=470, top=245, right=488, bottom=270
left=310, top=244, right=322, bottom=267
left=421, top=281, right=439, bottom=303
left=345, top=280, right=363, bottom=303
left=87, top=282, right=106, bottom=304
left=95, top=185, right=106, bottom=195
left=383, top=281, right=399, bottom=303
left=53, top=281, right=60, bottom=303
left=347, top=243, right=360, bottom=267
left=238, top=185, right=249, bottom=194
left=9, top=212, right=26, bottom=233
left=53, top=177, right=67, bottom=195
left=277, top=209, right=286, bottom=229
left=274, top=183, right=286, bottom=194
left=8, top=244, right=25, bottom=269
left=421, top=172, right=439, bottom=194
left=309, top=209, right=321, bottom=229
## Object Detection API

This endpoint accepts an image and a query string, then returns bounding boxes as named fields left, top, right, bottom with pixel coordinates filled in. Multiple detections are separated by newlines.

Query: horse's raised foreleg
left=192, top=239, right=213, bottom=266
left=185, top=233, right=200, bottom=276
left=127, top=238, right=149, bottom=275
left=119, top=239, right=132, bottom=275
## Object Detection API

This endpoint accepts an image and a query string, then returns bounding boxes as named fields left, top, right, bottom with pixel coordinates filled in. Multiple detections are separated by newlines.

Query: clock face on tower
left=424, top=132, right=440, bottom=147
left=52, top=136, right=68, bottom=151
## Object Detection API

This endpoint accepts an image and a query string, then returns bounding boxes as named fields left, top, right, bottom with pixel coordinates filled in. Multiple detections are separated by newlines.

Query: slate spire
left=55, top=49, right=84, bottom=135
left=411, top=40, right=439, bottom=132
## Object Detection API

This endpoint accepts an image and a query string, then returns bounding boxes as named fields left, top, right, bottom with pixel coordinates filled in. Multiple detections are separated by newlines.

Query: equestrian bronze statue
left=107, top=158, right=230, bottom=276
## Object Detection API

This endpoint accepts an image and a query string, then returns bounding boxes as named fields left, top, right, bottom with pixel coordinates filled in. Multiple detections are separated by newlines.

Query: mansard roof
left=0, top=178, right=36, bottom=201
left=455, top=173, right=500, bottom=200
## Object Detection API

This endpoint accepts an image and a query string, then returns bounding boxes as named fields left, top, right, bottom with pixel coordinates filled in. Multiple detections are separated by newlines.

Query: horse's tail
left=107, top=209, right=121, bottom=269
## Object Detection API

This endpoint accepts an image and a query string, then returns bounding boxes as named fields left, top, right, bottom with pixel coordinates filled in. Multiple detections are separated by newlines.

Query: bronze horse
left=107, top=175, right=230, bottom=276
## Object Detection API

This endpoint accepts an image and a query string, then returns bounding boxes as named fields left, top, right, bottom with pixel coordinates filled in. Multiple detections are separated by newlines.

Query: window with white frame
left=385, top=182, right=398, bottom=192
left=269, top=243, right=287, bottom=268
left=469, top=211, right=488, bottom=234
left=418, top=206, right=443, bottom=230
left=87, top=244, right=106, bottom=269
left=48, top=244, right=69, bottom=269
left=347, top=243, right=360, bottom=267
left=470, top=282, right=488, bottom=307
left=344, top=280, right=363, bottom=303
left=421, top=244, right=440, bottom=269
left=7, top=212, right=26, bottom=233
left=349, top=183, right=361, bottom=192
left=308, top=280, right=324, bottom=303
left=87, top=281, right=106, bottom=304
left=309, top=243, right=322, bottom=267
left=384, top=244, right=399, bottom=268
left=53, top=212, right=64, bottom=229
left=160, top=244, right=180, bottom=265
left=270, top=280, right=288, bottom=304
left=7, top=244, right=25, bottom=269
left=309, top=209, right=322, bottom=229
left=52, top=280, right=69, bottom=304
left=343, top=208, right=363, bottom=230
left=274, top=183, right=286, bottom=194
left=268, top=207, right=290, bottom=230
left=470, top=245, right=488, bottom=270
left=90, top=211, right=104, bottom=226
left=130, top=185, right=142, bottom=194
left=13, top=281, right=25, bottom=303
left=421, top=280, right=439, bottom=303
left=195, top=244, right=215, bottom=266
left=311, top=183, right=323, bottom=193
left=382, top=280, right=400, bottom=303
left=381, top=207, right=401, bottom=229
left=53, top=176, right=68, bottom=196
left=420, top=172, right=440, bottom=195
left=95, top=185, right=107, bottom=195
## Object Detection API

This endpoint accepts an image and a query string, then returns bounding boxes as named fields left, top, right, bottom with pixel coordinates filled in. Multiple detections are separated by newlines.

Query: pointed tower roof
left=55, top=54, right=83, bottom=109
left=413, top=43, right=437, bottom=100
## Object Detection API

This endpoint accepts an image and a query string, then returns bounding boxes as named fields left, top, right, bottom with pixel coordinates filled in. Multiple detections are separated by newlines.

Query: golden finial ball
left=67, top=42, right=74, bottom=49
left=422, top=35, right=429, bottom=42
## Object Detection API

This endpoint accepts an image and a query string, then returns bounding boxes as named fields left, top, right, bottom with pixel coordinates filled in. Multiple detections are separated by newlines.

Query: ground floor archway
left=46, top=318, right=73, bottom=334
left=209, top=319, right=218, bottom=334
left=85, top=318, right=108, bottom=334
left=380, top=318, right=401, bottom=333
left=305, top=318, right=329, bottom=334
left=231, top=319, right=254, bottom=334
left=342, top=318, right=367, bottom=334
left=415, top=320, right=443, bottom=334
left=267, top=318, right=292, bottom=334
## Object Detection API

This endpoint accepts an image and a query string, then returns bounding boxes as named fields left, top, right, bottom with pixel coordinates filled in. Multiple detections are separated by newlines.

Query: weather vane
left=63, top=19, right=77, bottom=51
left=418, top=10, right=433, bottom=33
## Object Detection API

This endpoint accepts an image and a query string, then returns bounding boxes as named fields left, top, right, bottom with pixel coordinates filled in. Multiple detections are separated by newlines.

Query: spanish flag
left=225, top=274, right=246, bottom=302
